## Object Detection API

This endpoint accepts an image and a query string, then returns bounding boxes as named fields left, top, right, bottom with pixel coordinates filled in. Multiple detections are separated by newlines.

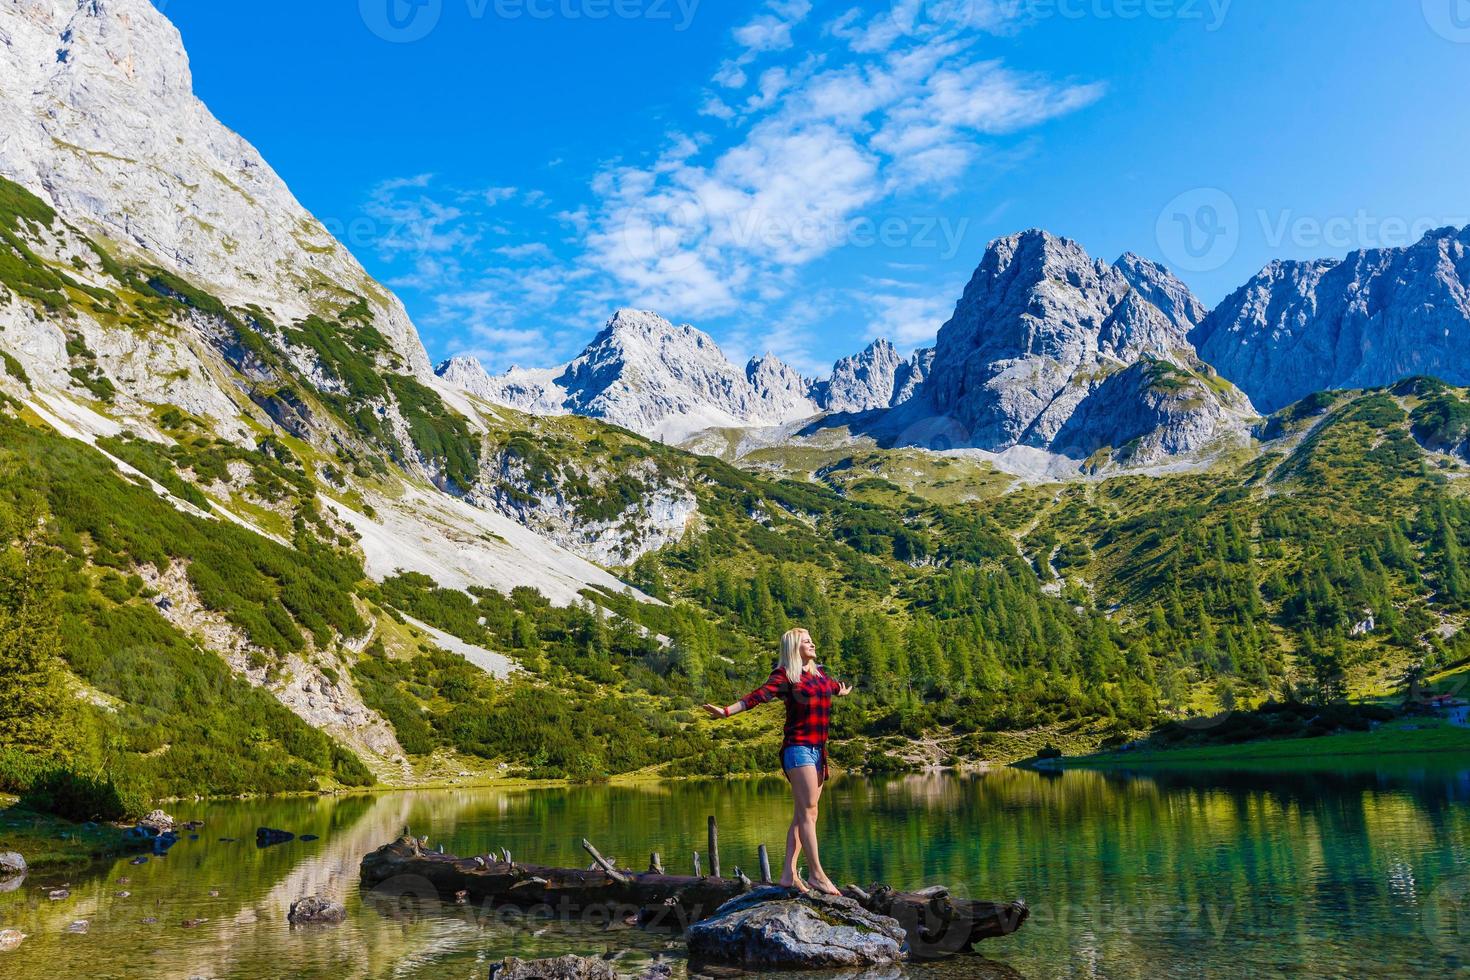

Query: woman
left=703, top=627, right=853, bottom=896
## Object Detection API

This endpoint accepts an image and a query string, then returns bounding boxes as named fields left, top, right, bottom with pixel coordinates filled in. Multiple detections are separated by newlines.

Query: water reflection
left=0, top=762, right=1466, bottom=979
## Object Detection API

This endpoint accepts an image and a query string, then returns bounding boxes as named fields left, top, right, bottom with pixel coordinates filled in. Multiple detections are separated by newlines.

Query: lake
left=2, top=762, right=1468, bottom=978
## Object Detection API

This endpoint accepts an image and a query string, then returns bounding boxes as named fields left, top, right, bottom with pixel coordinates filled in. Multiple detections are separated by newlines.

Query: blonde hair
left=780, top=628, right=812, bottom=679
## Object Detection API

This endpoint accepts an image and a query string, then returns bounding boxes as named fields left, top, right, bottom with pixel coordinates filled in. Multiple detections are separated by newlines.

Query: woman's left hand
left=837, top=683, right=853, bottom=697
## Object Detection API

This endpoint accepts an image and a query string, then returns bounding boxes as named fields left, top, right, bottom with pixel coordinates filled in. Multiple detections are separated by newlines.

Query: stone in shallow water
left=287, top=896, right=346, bottom=925
left=686, top=886, right=908, bottom=969
left=0, top=852, right=26, bottom=877
left=487, top=955, right=617, bottom=979
left=138, top=810, right=174, bottom=833
left=0, top=929, right=26, bottom=951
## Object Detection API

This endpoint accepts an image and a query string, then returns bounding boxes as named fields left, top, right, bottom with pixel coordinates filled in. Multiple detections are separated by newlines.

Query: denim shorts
left=781, top=745, right=822, bottom=771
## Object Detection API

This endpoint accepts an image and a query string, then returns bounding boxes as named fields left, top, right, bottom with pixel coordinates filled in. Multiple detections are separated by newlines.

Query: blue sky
left=158, top=0, right=1470, bottom=376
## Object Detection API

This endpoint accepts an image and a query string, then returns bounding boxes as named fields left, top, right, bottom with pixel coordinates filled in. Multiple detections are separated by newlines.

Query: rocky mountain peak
left=1192, top=224, right=1470, bottom=413
left=820, top=338, right=907, bottom=414
left=920, top=230, right=1253, bottom=460
left=435, top=355, right=491, bottom=389
left=746, top=352, right=819, bottom=417
left=1115, top=252, right=1210, bottom=330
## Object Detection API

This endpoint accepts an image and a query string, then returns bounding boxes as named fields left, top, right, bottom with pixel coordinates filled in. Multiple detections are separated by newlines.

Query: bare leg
left=788, top=765, right=840, bottom=895
left=781, top=768, right=810, bottom=891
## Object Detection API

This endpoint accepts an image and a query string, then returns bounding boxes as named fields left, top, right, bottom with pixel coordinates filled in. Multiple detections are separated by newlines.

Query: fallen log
left=359, top=836, right=1028, bottom=958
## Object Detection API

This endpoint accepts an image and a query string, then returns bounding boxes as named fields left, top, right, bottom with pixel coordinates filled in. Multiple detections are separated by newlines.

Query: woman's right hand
left=701, top=703, right=728, bottom=719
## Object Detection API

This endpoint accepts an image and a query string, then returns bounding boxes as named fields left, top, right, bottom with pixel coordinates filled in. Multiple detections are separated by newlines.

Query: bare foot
left=807, top=876, right=842, bottom=897
left=779, top=875, right=810, bottom=893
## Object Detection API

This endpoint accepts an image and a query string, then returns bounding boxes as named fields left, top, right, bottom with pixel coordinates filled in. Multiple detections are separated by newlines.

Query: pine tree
left=0, top=511, right=74, bottom=761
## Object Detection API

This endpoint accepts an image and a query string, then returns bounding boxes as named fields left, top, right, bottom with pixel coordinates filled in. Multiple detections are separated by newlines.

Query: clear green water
left=2, top=763, right=1468, bottom=978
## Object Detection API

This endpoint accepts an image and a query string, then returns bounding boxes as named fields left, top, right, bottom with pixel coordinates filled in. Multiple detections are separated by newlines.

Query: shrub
left=20, top=768, right=146, bottom=822
left=0, top=747, right=49, bottom=794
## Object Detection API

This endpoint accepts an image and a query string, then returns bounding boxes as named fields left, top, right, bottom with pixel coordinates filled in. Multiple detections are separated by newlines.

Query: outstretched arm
left=704, top=669, right=786, bottom=719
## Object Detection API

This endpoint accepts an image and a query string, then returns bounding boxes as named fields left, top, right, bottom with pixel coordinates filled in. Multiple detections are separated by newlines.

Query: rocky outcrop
left=469, top=437, right=698, bottom=566
left=1050, top=358, right=1255, bottom=466
left=819, top=339, right=907, bottom=413
left=1191, top=226, right=1470, bottom=413
left=919, top=229, right=1256, bottom=461
left=0, top=0, right=431, bottom=378
left=746, top=352, right=820, bottom=419
left=686, top=886, right=908, bottom=969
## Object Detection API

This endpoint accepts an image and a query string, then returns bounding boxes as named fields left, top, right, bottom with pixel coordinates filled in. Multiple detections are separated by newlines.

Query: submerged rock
left=257, top=827, right=295, bottom=848
left=0, top=929, right=26, bottom=951
left=64, top=920, right=88, bottom=934
left=0, top=852, right=26, bottom=877
left=487, top=955, right=617, bottom=979
left=287, top=896, right=346, bottom=925
left=686, top=886, right=908, bottom=969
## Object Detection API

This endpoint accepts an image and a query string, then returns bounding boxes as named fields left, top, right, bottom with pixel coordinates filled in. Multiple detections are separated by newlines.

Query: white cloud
left=480, top=186, right=519, bottom=205
left=578, top=6, right=1102, bottom=320
left=495, top=242, right=554, bottom=260
left=366, top=175, right=480, bottom=272
left=860, top=292, right=956, bottom=348
left=359, top=2, right=1103, bottom=375
left=733, top=0, right=813, bottom=55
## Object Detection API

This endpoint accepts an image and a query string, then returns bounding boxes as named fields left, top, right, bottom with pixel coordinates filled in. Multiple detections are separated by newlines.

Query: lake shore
left=0, top=796, right=144, bottom=872
left=1056, top=721, right=1470, bottom=770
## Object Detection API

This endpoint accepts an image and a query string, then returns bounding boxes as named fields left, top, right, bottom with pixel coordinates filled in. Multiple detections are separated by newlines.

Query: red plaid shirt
left=739, top=665, right=841, bottom=780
